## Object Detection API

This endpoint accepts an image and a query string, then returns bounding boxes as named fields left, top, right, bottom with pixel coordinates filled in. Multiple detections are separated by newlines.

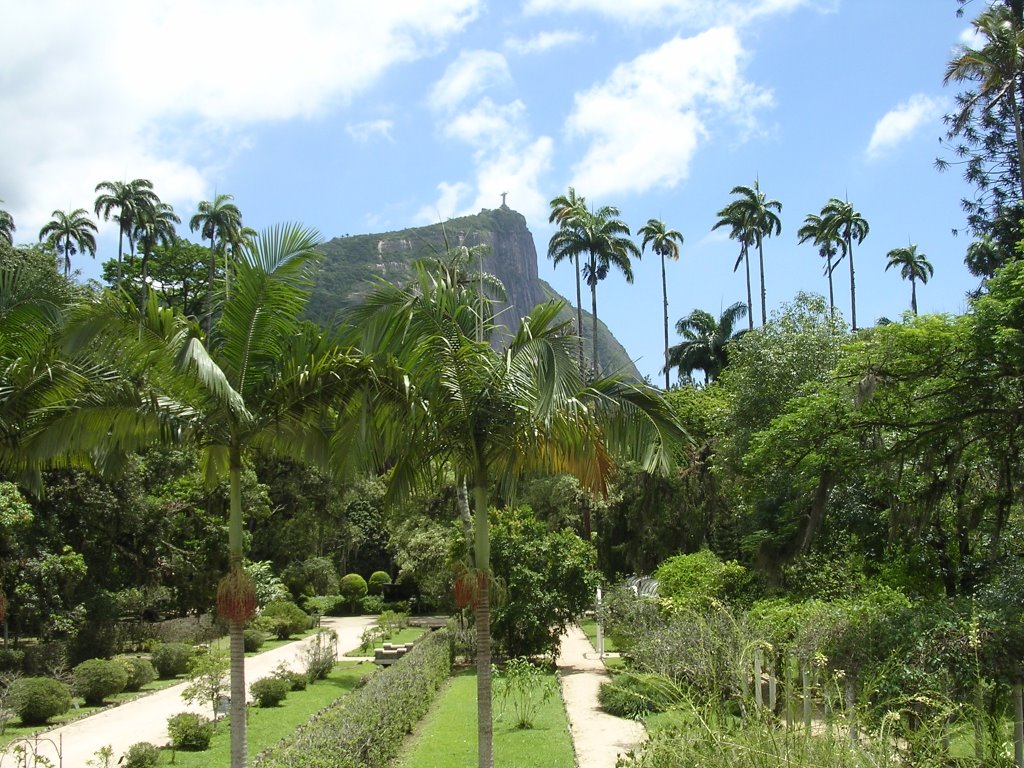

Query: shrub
left=339, top=574, right=368, bottom=613
left=122, top=742, right=160, bottom=768
left=282, top=556, right=339, bottom=598
left=151, top=642, right=193, bottom=679
left=272, top=663, right=307, bottom=691
left=360, top=595, right=385, bottom=614
left=150, top=614, right=221, bottom=645
left=303, top=594, right=344, bottom=616
left=368, top=571, right=392, bottom=594
left=0, top=648, right=25, bottom=673
left=252, top=629, right=451, bottom=768
left=251, top=676, right=290, bottom=707
left=243, top=628, right=266, bottom=653
left=654, top=550, right=752, bottom=611
left=166, top=711, right=214, bottom=751
left=598, top=672, right=679, bottom=719
left=117, top=656, right=156, bottom=692
left=303, top=629, right=338, bottom=681
left=73, top=658, right=129, bottom=705
left=258, top=601, right=310, bottom=640
left=10, top=676, right=72, bottom=725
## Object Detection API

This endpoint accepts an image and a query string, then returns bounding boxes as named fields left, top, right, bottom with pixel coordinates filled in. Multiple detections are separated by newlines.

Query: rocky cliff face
left=308, top=206, right=639, bottom=378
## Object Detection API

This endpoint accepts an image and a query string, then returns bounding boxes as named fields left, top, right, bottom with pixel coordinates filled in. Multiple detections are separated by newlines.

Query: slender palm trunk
left=590, top=252, right=599, bottom=376
left=63, top=236, right=71, bottom=278
left=206, top=236, right=216, bottom=335
left=911, top=276, right=918, bottom=316
left=228, top=445, right=247, bottom=768
left=661, top=250, right=670, bottom=390
left=743, top=245, right=753, bottom=331
left=848, top=236, right=857, bottom=331
left=826, top=255, right=835, bottom=319
left=574, top=254, right=584, bottom=370
left=757, top=240, right=767, bottom=326
left=472, top=476, right=493, bottom=768
left=116, top=225, right=125, bottom=285
left=1011, top=85, right=1024, bottom=200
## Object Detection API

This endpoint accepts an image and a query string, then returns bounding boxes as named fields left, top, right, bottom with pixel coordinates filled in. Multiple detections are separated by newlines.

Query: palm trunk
left=848, top=237, right=857, bottom=331
left=116, top=225, right=125, bottom=285
left=826, top=255, right=835, bottom=320
left=228, top=445, right=247, bottom=768
left=661, top=250, right=670, bottom=390
left=743, top=245, right=753, bottom=331
left=757, top=240, right=767, bottom=326
left=472, top=476, right=493, bottom=768
left=910, top=276, right=918, bottom=316
left=590, top=252, right=599, bottom=376
left=206, top=236, right=216, bottom=336
left=1011, top=84, right=1024, bottom=201
left=574, top=254, right=584, bottom=371
left=64, top=236, right=71, bottom=278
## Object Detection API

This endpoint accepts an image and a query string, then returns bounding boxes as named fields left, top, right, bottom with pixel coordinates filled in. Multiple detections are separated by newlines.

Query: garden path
left=557, top=625, right=646, bottom=768
left=17, top=615, right=376, bottom=767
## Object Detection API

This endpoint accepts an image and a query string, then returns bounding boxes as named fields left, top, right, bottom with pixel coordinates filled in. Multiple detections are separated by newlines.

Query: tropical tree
left=714, top=181, right=781, bottom=326
left=885, top=243, right=934, bottom=315
left=820, top=197, right=869, bottom=331
left=712, top=201, right=756, bottom=331
left=94, top=179, right=158, bottom=284
left=0, top=203, right=14, bottom=246
left=54, top=223, right=385, bottom=768
left=547, top=187, right=588, bottom=368
left=134, top=202, right=180, bottom=303
left=350, top=260, right=683, bottom=768
left=547, top=204, right=640, bottom=373
left=638, top=218, right=685, bottom=389
left=665, top=301, right=747, bottom=385
left=38, top=209, right=98, bottom=278
left=797, top=211, right=846, bottom=319
left=190, top=194, right=243, bottom=333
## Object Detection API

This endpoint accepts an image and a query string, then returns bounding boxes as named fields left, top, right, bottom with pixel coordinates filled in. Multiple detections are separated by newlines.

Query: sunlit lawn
left=394, top=668, right=576, bottom=768
left=578, top=618, right=619, bottom=654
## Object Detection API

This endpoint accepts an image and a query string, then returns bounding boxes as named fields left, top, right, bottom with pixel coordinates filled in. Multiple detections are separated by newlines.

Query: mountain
left=307, top=205, right=641, bottom=379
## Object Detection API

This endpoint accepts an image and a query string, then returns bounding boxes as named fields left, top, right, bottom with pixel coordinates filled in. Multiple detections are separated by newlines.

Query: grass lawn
left=345, top=626, right=427, bottom=656
left=152, top=660, right=375, bottom=765
left=578, top=618, right=619, bottom=654
left=208, top=626, right=321, bottom=656
left=394, top=668, right=576, bottom=768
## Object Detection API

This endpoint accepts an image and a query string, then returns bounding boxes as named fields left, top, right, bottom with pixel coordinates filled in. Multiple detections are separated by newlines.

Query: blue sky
left=1, top=1, right=987, bottom=382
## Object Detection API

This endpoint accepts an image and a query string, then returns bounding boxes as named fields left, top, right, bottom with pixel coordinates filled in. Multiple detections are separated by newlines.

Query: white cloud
left=565, top=28, right=772, bottom=199
left=346, top=120, right=395, bottom=143
left=866, top=94, right=946, bottom=160
left=429, top=50, right=512, bottom=111
left=415, top=181, right=474, bottom=223
left=505, top=30, right=584, bottom=55
left=0, top=0, right=479, bottom=236
left=523, top=0, right=827, bottom=28
left=959, top=25, right=984, bottom=48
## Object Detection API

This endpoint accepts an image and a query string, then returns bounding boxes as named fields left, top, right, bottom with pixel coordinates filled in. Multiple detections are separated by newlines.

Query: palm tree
left=38, top=209, right=98, bottom=277
left=134, top=202, right=180, bottom=303
left=715, top=181, right=781, bottom=326
left=548, top=187, right=588, bottom=368
left=885, top=243, right=934, bottom=315
left=94, top=179, right=158, bottom=284
left=665, top=302, right=747, bottom=385
left=712, top=202, right=756, bottom=331
left=351, top=262, right=683, bottom=768
left=189, top=194, right=243, bottom=333
left=797, top=211, right=847, bottom=319
left=0, top=203, right=14, bottom=246
left=820, top=197, right=869, bottom=331
left=55, top=223, right=386, bottom=768
left=547, top=204, right=640, bottom=373
left=638, top=218, right=685, bottom=389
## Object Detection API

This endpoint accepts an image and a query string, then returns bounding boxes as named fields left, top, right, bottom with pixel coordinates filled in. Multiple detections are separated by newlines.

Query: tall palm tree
left=821, top=197, right=869, bottom=331
left=665, top=301, right=747, bottom=385
left=55, top=223, right=385, bottom=768
left=885, top=243, right=934, bottom=315
left=351, top=263, right=683, bottom=768
left=797, top=211, right=847, bottom=319
left=638, top=218, right=685, bottom=390
left=134, top=202, right=180, bottom=303
left=547, top=204, right=640, bottom=374
left=0, top=203, right=14, bottom=246
left=190, top=194, right=243, bottom=333
left=38, top=209, right=98, bottom=277
left=712, top=202, right=756, bottom=331
left=548, top=187, right=588, bottom=368
left=715, top=181, right=781, bottom=326
left=94, top=179, right=158, bottom=284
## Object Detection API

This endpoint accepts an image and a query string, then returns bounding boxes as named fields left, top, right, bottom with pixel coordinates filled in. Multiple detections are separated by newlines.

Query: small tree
left=181, top=649, right=229, bottom=722
left=339, top=574, right=368, bottom=613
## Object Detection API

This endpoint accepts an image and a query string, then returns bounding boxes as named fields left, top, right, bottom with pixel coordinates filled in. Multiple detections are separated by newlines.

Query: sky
left=0, top=0, right=991, bottom=383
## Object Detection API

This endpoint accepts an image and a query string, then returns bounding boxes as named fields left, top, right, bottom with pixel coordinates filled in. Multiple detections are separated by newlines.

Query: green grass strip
left=579, top=618, right=619, bottom=654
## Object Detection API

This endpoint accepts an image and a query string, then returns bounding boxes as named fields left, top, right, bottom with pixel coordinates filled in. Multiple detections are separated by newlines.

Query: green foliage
left=10, top=676, right=72, bottom=725
left=72, top=657, right=128, bottom=705
left=272, top=662, right=308, bottom=691
left=281, top=556, right=339, bottom=598
left=339, top=573, right=368, bottom=612
left=181, top=648, right=228, bottom=721
left=121, top=742, right=160, bottom=768
left=494, top=657, right=555, bottom=729
left=250, top=676, right=290, bottom=707
left=302, top=594, right=344, bottom=616
left=360, top=594, right=385, bottom=614
left=244, top=560, right=290, bottom=607
left=654, top=550, right=752, bottom=610
left=151, top=642, right=193, bottom=679
left=252, top=629, right=451, bottom=768
left=243, top=628, right=266, bottom=652
left=302, top=629, right=338, bottom=682
left=258, top=600, right=310, bottom=639
left=598, top=671, right=679, bottom=719
left=116, top=655, right=156, bottom=692
left=368, top=570, right=391, bottom=594
left=601, top=584, right=663, bottom=654
left=166, top=711, right=214, bottom=751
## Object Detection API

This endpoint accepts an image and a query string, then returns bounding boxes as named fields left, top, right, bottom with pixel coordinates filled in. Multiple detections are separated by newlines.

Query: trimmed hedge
left=10, top=676, right=71, bottom=725
left=252, top=629, right=451, bottom=768
left=72, top=657, right=128, bottom=705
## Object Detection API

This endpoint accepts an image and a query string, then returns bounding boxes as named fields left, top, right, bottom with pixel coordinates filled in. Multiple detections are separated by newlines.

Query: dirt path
left=557, top=625, right=646, bottom=768
left=15, top=615, right=376, bottom=767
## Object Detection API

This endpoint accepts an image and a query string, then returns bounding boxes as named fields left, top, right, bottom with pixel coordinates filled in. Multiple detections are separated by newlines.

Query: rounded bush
left=259, top=600, right=310, bottom=640
left=151, top=642, right=193, bottom=679
left=122, top=742, right=160, bottom=768
left=73, top=657, right=129, bottom=705
left=368, top=570, right=392, bottom=595
left=274, top=668, right=307, bottom=691
left=117, top=656, right=157, bottom=692
left=10, top=676, right=72, bottom=725
left=167, top=711, right=213, bottom=751
left=243, top=628, right=266, bottom=653
left=250, top=676, right=289, bottom=707
left=339, top=573, right=368, bottom=612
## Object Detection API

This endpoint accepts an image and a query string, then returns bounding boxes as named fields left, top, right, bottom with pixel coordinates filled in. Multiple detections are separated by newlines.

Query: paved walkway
left=17, top=615, right=376, bottom=767
left=557, top=625, right=646, bottom=768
